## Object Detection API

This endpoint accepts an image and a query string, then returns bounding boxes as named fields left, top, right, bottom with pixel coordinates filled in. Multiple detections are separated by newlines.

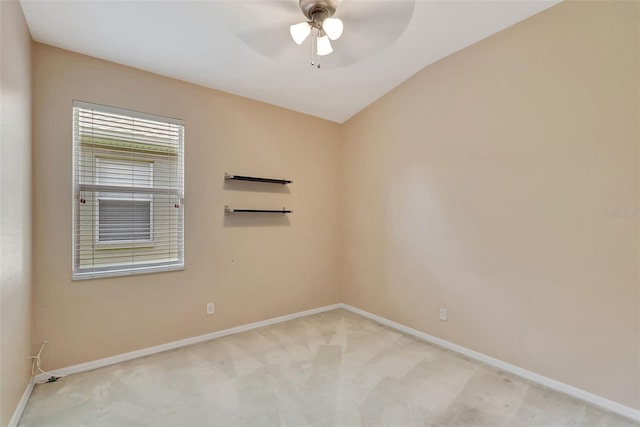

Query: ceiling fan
left=220, top=1, right=416, bottom=69
left=289, top=0, right=344, bottom=68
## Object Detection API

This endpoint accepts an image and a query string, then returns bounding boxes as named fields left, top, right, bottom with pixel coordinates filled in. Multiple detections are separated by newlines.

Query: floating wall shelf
left=224, top=173, right=292, bottom=185
left=225, top=206, right=292, bottom=215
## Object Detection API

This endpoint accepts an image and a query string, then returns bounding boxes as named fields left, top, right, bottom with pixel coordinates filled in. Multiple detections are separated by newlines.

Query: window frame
left=72, top=101, right=185, bottom=280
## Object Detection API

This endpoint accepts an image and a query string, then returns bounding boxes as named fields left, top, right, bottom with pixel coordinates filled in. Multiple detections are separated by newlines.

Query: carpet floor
left=19, top=309, right=638, bottom=426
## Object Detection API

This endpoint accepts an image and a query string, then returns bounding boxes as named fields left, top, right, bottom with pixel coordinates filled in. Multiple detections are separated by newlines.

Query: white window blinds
left=73, top=101, right=185, bottom=279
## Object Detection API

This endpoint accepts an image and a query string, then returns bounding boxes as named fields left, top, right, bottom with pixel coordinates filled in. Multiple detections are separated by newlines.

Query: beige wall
left=32, top=44, right=343, bottom=371
left=341, top=1, right=640, bottom=410
left=0, top=1, right=33, bottom=425
left=23, top=0, right=640, bottom=414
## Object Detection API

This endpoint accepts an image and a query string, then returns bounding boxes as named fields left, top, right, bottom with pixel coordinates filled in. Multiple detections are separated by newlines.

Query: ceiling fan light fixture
left=290, top=22, right=311, bottom=45
left=316, top=34, right=333, bottom=56
left=292, top=0, right=341, bottom=67
left=322, top=18, right=343, bottom=40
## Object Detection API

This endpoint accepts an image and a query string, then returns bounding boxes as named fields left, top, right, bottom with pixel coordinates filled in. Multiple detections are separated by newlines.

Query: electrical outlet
left=439, top=308, right=448, bottom=321
left=206, top=302, right=215, bottom=315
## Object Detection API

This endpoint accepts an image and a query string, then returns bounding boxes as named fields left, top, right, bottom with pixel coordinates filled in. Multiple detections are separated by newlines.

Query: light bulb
left=290, top=22, right=311, bottom=45
left=322, top=18, right=343, bottom=40
left=316, top=35, right=333, bottom=56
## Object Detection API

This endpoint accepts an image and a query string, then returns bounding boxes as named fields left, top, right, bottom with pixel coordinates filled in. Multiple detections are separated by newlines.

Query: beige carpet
left=19, top=309, right=638, bottom=426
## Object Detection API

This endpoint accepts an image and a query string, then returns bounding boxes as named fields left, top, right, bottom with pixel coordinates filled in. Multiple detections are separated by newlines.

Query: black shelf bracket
left=225, top=173, right=292, bottom=185
left=225, top=206, right=292, bottom=215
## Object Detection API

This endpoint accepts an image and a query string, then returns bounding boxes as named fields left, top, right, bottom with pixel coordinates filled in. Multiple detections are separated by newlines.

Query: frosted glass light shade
left=290, top=22, right=311, bottom=45
left=316, top=35, right=333, bottom=56
left=322, top=18, right=343, bottom=40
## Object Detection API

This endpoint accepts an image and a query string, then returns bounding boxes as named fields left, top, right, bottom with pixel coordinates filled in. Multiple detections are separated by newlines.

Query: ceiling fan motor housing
left=299, top=0, right=338, bottom=23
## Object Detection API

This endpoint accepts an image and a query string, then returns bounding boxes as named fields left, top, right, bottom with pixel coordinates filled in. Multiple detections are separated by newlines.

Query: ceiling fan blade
left=220, top=0, right=301, bottom=23
left=321, top=0, right=415, bottom=67
left=339, top=0, right=415, bottom=31
left=264, top=0, right=300, bottom=14
left=237, top=25, right=296, bottom=59
left=216, top=0, right=305, bottom=58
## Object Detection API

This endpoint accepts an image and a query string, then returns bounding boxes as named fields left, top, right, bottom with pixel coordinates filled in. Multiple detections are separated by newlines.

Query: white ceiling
left=20, top=0, right=558, bottom=123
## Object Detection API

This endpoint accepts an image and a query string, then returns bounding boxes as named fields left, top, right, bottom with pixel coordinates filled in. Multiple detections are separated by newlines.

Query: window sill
left=73, top=262, right=184, bottom=280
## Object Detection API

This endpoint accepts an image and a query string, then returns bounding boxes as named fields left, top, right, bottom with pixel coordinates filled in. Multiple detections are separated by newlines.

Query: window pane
left=96, top=158, right=153, bottom=188
left=98, top=199, right=151, bottom=242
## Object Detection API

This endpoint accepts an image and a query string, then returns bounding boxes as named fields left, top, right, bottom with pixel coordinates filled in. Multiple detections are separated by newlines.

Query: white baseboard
left=8, top=381, right=35, bottom=427
left=339, top=303, right=640, bottom=423
left=26, top=302, right=639, bottom=423
left=33, top=303, right=342, bottom=383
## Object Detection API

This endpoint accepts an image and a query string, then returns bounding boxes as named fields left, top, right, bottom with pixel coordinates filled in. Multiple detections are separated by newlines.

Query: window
left=73, top=101, right=184, bottom=279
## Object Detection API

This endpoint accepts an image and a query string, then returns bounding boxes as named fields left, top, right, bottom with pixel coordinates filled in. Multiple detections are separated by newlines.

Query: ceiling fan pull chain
left=311, top=29, right=316, bottom=67
left=313, top=28, right=320, bottom=67
left=317, top=38, right=320, bottom=68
